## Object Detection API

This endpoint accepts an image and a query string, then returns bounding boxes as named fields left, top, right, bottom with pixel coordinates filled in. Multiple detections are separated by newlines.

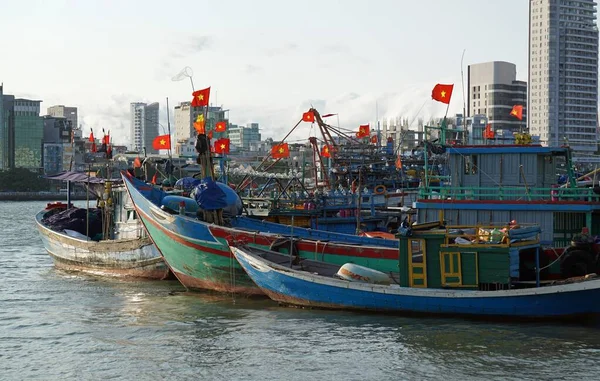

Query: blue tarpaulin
left=174, top=177, right=202, bottom=190
left=193, top=177, right=228, bottom=210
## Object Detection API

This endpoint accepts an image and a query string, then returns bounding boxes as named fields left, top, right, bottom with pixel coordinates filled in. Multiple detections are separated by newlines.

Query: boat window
left=464, top=155, right=478, bottom=175
left=409, top=239, right=424, bottom=264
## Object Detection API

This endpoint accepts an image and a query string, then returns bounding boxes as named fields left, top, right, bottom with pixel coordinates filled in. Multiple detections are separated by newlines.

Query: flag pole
left=166, top=96, right=173, bottom=177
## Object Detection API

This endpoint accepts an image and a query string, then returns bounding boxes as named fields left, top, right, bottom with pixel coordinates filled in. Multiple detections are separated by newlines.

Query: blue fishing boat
left=231, top=225, right=600, bottom=319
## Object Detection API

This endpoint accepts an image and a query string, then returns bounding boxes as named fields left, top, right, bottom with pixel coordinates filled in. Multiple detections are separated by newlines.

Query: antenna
left=460, top=49, right=467, bottom=141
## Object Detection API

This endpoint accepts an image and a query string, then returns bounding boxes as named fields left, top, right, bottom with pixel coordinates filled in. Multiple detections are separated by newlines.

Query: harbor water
left=1, top=201, right=600, bottom=380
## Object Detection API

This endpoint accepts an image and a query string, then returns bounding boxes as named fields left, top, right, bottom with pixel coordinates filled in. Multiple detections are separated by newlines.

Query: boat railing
left=242, top=192, right=394, bottom=216
left=419, top=185, right=600, bottom=203
left=444, top=223, right=541, bottom=247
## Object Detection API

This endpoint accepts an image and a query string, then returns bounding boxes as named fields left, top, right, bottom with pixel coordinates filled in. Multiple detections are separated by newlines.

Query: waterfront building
left=130, top=102, right=159, bottom=153
left=174, top=137, right=197, bottom=159
left=0, top=86, right=44, bottom=171
left=42, top=115, right=73, bottom=174
left=47, top=105, right=77, bottom=131
left=229, top=123, right=261, bottom=150
left=529, top=0, right=599, bottom=157
left=467, top=61, right=527, bottom=134
left=174, top=102, right=227, bottom=142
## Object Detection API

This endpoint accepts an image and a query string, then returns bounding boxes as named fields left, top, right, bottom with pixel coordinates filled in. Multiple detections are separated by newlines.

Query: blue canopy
left=193, top=177, right=228, bottom=210
left=175, top=177, right=202, bottom=190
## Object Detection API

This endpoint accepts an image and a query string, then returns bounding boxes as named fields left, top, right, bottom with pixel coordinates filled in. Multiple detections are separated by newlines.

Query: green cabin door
left=408, top=238, right=427, bottom=287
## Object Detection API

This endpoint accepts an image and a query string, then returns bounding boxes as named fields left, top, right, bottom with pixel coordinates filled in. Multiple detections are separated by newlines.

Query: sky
left=0, top=0, right=529, bottom=146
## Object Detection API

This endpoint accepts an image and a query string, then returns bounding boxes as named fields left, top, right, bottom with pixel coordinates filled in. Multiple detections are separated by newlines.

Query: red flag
left=151, top=173, right=157, bottom=185
left=152, top=134, right=171, bottom=150
left=88, top=130, right=95, bottom=142
left=321, top=113, right=337, bottom=118
left=395, top=156, right=402, bottom=169
left=370, top=135, right=378, bottom=144
left=356, top=124, right=370, bottom=138
left=106, top=144, right=112, bottom=159
left=510, top=105, right=523, bottom=120
left=191, top=87, right=210, bottom=107
left=215, top=121, right=227, bottom=132
left=271, top=143, right=290, bottom=158
left=302, top=111, right=315, bottom=123
left=194, top=114, right=205, bottom=134
left=431, top=84, right=454, bottom=104
left=207, top=130, right=213, bottom=139
left=214, top=138, right=230, bottom=154
left=321, top=145, right=331, bottom=158
left=102, top=133, right=110, bottom=145
left=133, top=157, right=142, bottom=168
left=91, top=142, right=97, bottom=153
left=484, top=124, right=495, bottom=139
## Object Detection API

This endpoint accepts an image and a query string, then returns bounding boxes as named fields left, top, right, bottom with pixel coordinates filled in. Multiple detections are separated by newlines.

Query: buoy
left=335, top=263, right=391, bottom=285
left=374, top=185, right=387, bottom=195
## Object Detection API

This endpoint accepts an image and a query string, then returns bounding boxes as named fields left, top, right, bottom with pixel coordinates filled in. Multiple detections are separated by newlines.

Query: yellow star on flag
left=160, top=139, right=166, bottom=146
left=279, top=147, right=284, bottom=153
left=220, top=144, right=226, bottom=149
left=441, top=91, right=446, bottom=98
left=197, top=94, right=204, bottom=101
left=324, top=146, right=329, bottom=152
left=510, top=110, right=516, bottom=116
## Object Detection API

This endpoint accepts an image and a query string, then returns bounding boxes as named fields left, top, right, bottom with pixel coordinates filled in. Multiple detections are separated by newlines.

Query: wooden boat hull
left=232, top=247, right=600, bottom=319
left=122, top=173, right=401, bottom=295
left=36, top=211, right=169, bottom=280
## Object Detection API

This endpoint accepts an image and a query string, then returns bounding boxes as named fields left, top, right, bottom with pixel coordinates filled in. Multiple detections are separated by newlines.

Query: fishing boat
left=231, top=224, right=600, bottom=319
left=35, top=171, right=170, bottom=279
left=122, top=171, right=417, bottom=294
left=415, top=122, right=600, bottom=247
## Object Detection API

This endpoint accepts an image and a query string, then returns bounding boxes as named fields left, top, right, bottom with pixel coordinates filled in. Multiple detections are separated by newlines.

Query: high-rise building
left=467, top=61, right=527, bottom=134
left=47, top=105, right=78, bottom=130
left=0, top=86, right=43, bottom=170
left=173, top=102, right=226, bottom=142
left=529, top=0, right=599, bottom=155
left=130, top=102, right=159, bottom=153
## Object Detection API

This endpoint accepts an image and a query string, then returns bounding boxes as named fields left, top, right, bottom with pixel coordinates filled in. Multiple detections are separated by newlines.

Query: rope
left=539, top=247, right=568, bottom=271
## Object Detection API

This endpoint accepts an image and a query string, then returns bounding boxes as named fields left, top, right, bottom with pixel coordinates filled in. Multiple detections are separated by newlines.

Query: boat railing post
left=535, top=246, right=540, bottom=288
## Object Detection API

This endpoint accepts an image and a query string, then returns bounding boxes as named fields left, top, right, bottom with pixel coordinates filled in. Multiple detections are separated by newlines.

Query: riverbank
left=0, top=192, right=89, bottom=201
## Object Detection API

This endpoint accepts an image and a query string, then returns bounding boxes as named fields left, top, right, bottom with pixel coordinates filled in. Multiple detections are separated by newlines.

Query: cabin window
left=464, top=155, right=478, bottom=175
left=409, top=239, right=424, bottom=264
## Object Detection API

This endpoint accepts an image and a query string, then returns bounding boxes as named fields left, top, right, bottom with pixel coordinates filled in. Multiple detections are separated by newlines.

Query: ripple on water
left=1, top=201, right=600, bottom=380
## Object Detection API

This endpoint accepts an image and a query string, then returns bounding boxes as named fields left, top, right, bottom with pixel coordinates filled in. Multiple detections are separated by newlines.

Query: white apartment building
left=130, top=102, right=159, bottom=153
left=529, top=0, right=599, bottom=155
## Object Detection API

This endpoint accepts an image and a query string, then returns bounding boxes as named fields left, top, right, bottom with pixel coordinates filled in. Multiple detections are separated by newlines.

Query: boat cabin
left=397, top=224, right=559, bottom=290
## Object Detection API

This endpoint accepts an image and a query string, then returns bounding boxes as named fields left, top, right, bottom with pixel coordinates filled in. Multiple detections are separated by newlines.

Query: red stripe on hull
left=417, top=199, right=598, bottom=205
left=209, top=225, right=398, bottom=259
left=137, top=208, right=231, bottom=257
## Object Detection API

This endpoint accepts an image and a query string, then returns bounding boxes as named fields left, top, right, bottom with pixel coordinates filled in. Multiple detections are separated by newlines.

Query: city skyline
left=2, top=0, right=530, bottom=145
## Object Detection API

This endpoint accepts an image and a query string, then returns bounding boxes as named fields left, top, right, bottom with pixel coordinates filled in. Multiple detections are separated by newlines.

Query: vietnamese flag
left=152, top=134, right=171, bottom=150
left=431, top=84, right=454, bottom=104
left=191, top=87, right=210, bottom=107
left=356, top=124, right=370, bottom=138
left=370, top=135, right=378, bottom=144
left=484, top=124, right=495, bottom=139
left=510, top=105, right=523, bottom=120
left=321, top=145, right=331, bottom=158
left=271, top=143, right=290, bottom=158
left=194, top=114, right=205, bottom=134
left=214, top=138, right=230, bottom=154
left=215, top=121, right=227, bottom=132
left=395, top=156, right=402, bottom=169
left=302, top=110, right=315, bottom=123
left=88, top=129, right=95, bottom=142
left=91, top=142, right=97, bottom=153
